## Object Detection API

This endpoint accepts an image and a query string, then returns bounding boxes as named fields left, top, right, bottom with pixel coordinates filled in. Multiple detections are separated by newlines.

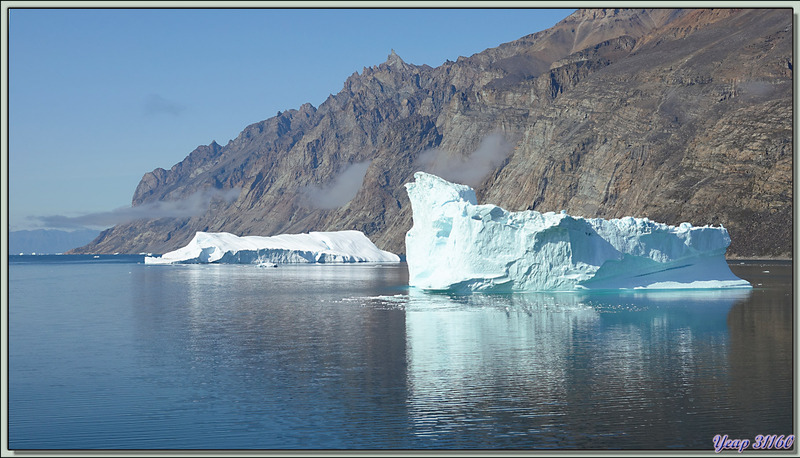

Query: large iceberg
left=404, top=172, right=751, bottom=292
left=145, top=230, right=400, bottom=265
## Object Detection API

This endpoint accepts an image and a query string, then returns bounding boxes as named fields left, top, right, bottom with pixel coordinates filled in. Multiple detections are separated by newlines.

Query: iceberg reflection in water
left=379, top=288, right=754, bottom=448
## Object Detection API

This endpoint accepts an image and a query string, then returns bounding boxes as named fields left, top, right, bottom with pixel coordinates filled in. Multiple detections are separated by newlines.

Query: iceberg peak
left=404, top=172, right=750, bottom=292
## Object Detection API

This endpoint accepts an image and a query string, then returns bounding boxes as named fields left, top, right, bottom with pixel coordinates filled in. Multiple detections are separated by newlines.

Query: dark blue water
left=8, top=256, right=794, bottom=450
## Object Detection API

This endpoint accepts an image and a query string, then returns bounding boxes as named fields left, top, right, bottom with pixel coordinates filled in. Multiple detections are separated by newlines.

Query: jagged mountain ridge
left=75, top=8, right=793, bottom=258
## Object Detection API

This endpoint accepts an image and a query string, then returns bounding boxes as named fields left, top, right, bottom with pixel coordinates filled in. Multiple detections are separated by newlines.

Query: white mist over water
left=31, top=187, right=242, bottom=229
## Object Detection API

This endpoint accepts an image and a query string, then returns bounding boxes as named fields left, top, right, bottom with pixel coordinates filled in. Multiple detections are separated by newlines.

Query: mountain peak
left=386, top=49, right=405, bottom=66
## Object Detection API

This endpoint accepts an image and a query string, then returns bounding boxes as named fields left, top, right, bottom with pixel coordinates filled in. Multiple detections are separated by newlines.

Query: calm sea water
left=8, top=255, right=794, bottom=450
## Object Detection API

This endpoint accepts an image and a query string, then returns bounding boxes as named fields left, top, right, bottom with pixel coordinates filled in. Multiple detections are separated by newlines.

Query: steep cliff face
left=74, top=8, right=792, bottom=258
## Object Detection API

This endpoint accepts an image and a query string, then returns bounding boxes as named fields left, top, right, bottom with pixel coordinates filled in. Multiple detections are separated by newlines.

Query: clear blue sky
left=8, top=7, right=575, bottom=231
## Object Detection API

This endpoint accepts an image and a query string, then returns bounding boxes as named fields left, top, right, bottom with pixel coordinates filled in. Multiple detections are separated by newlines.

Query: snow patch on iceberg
left=404, top=172, right=751, bottom=292
left=145, top=230, right=400, bottom=265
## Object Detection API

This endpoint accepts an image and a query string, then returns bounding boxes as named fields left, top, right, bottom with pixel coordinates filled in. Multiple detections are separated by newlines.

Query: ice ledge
left=404, top=172, right=751, bottom=292
left=145, top=230, right=400, bottom=265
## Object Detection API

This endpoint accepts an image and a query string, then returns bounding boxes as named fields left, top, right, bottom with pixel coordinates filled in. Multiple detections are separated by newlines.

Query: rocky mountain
left=73, top=8, right=793, bottom=258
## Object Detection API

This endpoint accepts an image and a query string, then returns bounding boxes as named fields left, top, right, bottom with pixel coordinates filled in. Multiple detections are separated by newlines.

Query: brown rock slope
left=74, top=8, right=792, bottom=258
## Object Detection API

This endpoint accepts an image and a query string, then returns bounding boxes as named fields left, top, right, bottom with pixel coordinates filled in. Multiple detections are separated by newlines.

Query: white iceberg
left=144, top=230, right=400, bottom=265
left=404, top=172, right=751, bottom=292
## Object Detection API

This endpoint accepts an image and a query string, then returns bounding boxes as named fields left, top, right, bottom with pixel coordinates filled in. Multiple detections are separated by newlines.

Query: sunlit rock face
left=404, top=172, right=751, bottom=292
left=73, top=10, right=791, bottom=259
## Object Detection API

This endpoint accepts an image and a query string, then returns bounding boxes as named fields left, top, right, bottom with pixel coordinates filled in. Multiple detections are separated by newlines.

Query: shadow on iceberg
left=404, top=172, right=752, bottom=293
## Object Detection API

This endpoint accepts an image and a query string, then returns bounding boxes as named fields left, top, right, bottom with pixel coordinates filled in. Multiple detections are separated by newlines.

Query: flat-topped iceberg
left=145, top=230, right=400, bottom=265
left=405, top=172, right=751, bottom=292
